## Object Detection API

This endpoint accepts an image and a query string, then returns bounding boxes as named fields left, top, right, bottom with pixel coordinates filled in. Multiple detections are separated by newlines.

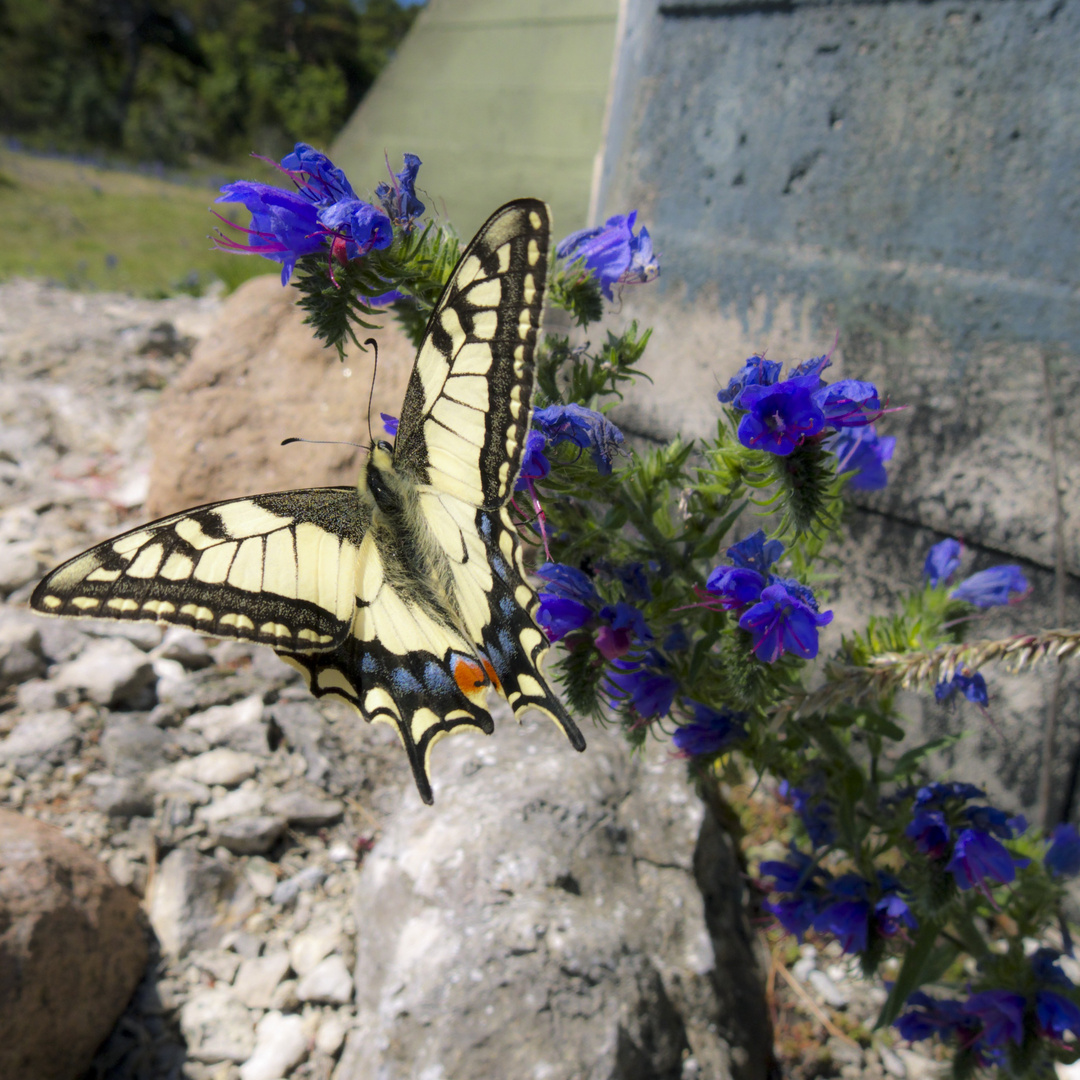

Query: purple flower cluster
left=827, top=424, right=896, bottom=491
left=896, top=951, right=1080, bottom=1055
left=214, top=144, right=421, bottom=285
left=904, top=784, right=1028, bottom=895
left=672, top=701, right=747, bottom=757
left=934, top=666, right=989, bottom=707
left=704, top=531, right=833, bottom=663
left=718, top=352, right=887, bottom=459
left=923, top=538, right=1029, bottom=607
left=760, top=854, right=915, bottom=953
left=556, top=212, right=659, bottom=300
left=1045, top=823, right=1080, bottom=878
left=779, top=779, right=836, bottom=848
left=528, top=403, right=625, bottom=481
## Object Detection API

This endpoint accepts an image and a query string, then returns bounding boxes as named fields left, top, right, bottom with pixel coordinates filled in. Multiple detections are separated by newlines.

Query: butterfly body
left=32, top=199, right=584, bottom=803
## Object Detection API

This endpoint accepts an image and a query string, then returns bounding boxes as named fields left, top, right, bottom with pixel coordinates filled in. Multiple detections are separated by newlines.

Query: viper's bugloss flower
left=672, top=701, right=747, bottom=757
left=964, top=990, right=1026, bottom=1047
left=716, top=355, right=782, bottom=405
left=705, top=565, right=766, bottom=609
left=1036, top=991, right=1080, bottom=1041
left=812, top=379, right=883, bottom=428
left=533, top=403, right=624, bottom=475
left=914, top=781, right=986, bottom=808
left=602, top=652, right=678, bottom=719
left=516, top=430, right=550, bottom=491
left=381, top=413, right=399, bottom=436
left=780, top=780, right=836, bottom=848
left=362, top=289, right=407, bottom=308
left=789, top=353, right=833, bottom=381
left=535, top=563, right=599, bottom=605
left=727, top=529, right=784, bottom=574
left=279, top=143, right=356, bottom=205
left=736, top=376, right=826, bottom=456
left=934, top=666, right=989, bottom=707
left=595, top=602, right=653, bottom=660
left=318, top=198, right=394, bottom=258
left=894, top=991, right=969, bottom=1043
left=535, top=562, right=598, bottom=641
left=828, top=424, right=896, bottom=491
left=906, top=810, right=951, bottom=858
left=813, top=897, right=869, bottom=954
left=214, top=183, right=327, bottom=283
left=739, top=582, right=834, bottom=663
left=555, top=211, right=659, bottom=300
left=761, top=851, right=828, bottom=940
left=925, top=538, right=963, bottom=587
left=875, top=891, right=917, bottom=938
left=964, top=805, right=1026, bottom=840
left=946, top=828, right=1020, bottom=891
left=1045, top=824, right=1080, bottom=878
left=1032, top=949, right=1074, bottom=990
left=616, top=562, right=653, bottom=603
left=375, top=153, right=425, bottom=229
left=950, top=565, right=1030, bottom=608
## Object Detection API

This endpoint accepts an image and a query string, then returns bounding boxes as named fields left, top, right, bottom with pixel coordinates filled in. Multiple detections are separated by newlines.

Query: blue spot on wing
left=362, top=654, right=377, bottom=673
left=423, top=662, right=456, bottom=694
left=391, top=668, right=423, bottom=695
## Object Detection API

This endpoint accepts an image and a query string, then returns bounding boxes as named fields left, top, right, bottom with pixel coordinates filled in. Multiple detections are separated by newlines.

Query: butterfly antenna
left=281, top=437, right=368, bottom=451
left=362, top=337, right=381, bottom=447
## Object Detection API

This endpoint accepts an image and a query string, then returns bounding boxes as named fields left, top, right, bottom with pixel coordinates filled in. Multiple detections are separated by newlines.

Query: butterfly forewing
left=393, top=199, right=549, bottom=510
left=32, top=489, right=368, bottom=651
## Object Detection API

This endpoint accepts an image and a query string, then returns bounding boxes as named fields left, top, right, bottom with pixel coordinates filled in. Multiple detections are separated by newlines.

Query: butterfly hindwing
left=393, top=199, right=549, bottom=510
left=31, top=489, right=368, bottom=651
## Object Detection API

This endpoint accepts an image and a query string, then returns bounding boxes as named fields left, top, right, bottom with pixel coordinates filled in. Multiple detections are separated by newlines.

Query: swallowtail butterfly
left=31, top=199, right=585, bottom=803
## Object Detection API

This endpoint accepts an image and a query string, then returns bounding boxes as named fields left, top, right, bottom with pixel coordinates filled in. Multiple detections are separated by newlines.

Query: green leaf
left=875, top=920, right=943, bottom=1029
left=887, top=735, right=963, bottom=781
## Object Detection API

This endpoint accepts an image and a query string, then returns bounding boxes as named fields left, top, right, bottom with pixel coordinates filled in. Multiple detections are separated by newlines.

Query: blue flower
left=616, top=562, right=652, bottom=603
left=516, top=430, right=550, bottom=491
left=362, top=289, right=406, bottom=308
left=894, top=991, right=968, bottom=1043
left=716, top=355, right=783, bottom=405
left=780, top=781, right=836, bottom=848
left=964, top=990, right=1026, bottom=1047
left=950, top=565, right=1029, bottom=608
left=555, top=211, right=659, bottom=300
left=318, top=199, right=394, bottom=259
left=914, top=782, right=985, bottom=808
left=934, top=666, right=989, bottom=707
left=906, top=810, right=951, bottom=858
left=535, top=563, right=599, bottom=605
left=279, top=143, right=356, bottom=205
left=828, top=425, right=896, bottom=491
left=704, top=565, right=766, bottom=610
left=533, top=403, right=624, bottom=475
left=738, top=582, right=834, bottom=663
left=964, top=805, right=1024, bottom=840
left=1036, top=991, right=1080, bottom=1041
left=727, top=529, right=784, bottom=573
left=946, top=828, right=1019, bottom=891
left=214, top=183, right=327, bottom=284
left=789, top=353, right=833, bottom=381
left=381, top=413, right=399, bottom=436
left=875, top=891, right=916, bottom=938
left=596, top=602, right=653, bottom=660
left=1032, top=948, right=1074, bottom=990
left=736, top=377, right=826, bottom=456
left=1045, top=823, right=1080, bottom=878
left=925, top=539, right=962, bottom=588
left=672, top=701, right=747, bottom=757
left=761, top=851, right=828, bottom=940
left=375, top=153, right=425, bottom=229
left=812, top=379, right=883, bottom=429
left=813, top=897, right=869, bottom=954
left=663, top=623, right=690, bottom=652
left=536, top=597, right=592, bottom=642
left=602, top=652, right=678, bottom=719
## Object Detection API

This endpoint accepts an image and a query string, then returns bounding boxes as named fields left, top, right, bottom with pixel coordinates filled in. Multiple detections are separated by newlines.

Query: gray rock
left=335, top=704, right=769, bottom=1080
left=152, top=626, right=213, bottom=668
left=15, top=678, right=72, bottom=712
left=296, top=954, right=353, bottom=1005
left=34, top=619, right=90, bottom=664
left=189, top=948, right=242, bottom=985
left=184, top=694, right=270, bottom=756
left=145, top=768, right=211, bottom=805
left=175, top=748, right=259, bottom=788
left=289, top=917, right=344, bottom=976
left=0, top=617, right=46, bottom=689
left=81, top=619, right=162, bottom=651
left=271, top=865, right=326, bottom=906
left=0, top=808, right=147, bottom=1080
left=269, top=700, right=331, bottom=784
left=146, top=848, right=239, bottom=957
left=0, top=710, right=79, bottom=773
left=232, top=950, right=292, bottom=1010
left=214, top=815, right=285, bottom=856
left=266, top=791, right=344, bottom=827
left=90, top=775, right=154, bottom=818
left=197, top=787, right=265, bottom=824
left=179, top=987, right=256, bottom=1064
left=0, top=541, right=41, bottom=594
left=239, top=1011, right=308, bottom=1080
left=53, top=637, right=155, bottom=707
left=101, top=717, right=167, bottom=776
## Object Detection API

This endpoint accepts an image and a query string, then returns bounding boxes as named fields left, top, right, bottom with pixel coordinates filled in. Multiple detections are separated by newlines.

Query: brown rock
left=0, top=808, right=148, bottom=1080
left=145, top=274, right=415, bottom=517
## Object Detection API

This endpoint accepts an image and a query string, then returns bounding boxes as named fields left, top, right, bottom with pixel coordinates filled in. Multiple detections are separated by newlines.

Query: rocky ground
left=0, top=280, right=942, bottom=1080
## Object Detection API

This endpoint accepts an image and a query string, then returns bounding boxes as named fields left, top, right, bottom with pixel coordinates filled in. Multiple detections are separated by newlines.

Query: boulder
left=144, top=274, right=415, bottom=517
left=0, top=808, right=147, bottom=1080
left=335, top=702, right=772, bottom=1080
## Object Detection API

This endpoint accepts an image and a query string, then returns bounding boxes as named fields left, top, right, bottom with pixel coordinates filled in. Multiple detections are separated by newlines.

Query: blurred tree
left=0, top=0, right=421, bottom=165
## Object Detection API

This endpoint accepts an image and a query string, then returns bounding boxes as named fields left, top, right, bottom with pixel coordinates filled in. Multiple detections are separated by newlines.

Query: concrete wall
left=596, top=0, right=1080, bottom=818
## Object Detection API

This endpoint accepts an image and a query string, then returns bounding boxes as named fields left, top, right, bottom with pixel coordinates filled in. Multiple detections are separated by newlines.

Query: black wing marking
left=393, top=199, right=550, bottom=510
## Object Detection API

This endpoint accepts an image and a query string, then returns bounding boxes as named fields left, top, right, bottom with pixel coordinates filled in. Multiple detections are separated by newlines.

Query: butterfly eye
left=376, top=439, right=394, bottom=454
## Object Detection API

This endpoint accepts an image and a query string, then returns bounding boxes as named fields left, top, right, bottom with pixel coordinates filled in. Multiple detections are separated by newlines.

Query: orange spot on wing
left=452, top=655, right=488, bottom=699
left=480, top=657, right=503, bottom=694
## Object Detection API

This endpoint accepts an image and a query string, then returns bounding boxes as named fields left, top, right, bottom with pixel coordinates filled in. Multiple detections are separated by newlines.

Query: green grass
left=0, top=149, right=284, bottom=296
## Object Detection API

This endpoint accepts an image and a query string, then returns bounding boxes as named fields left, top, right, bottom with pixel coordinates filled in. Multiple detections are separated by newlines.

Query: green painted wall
left=332, top=0, right=620, bottom=242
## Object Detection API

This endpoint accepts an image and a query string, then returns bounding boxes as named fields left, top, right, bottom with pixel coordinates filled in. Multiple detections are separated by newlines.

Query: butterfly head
left=363, top=439, right=406, bottom=517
